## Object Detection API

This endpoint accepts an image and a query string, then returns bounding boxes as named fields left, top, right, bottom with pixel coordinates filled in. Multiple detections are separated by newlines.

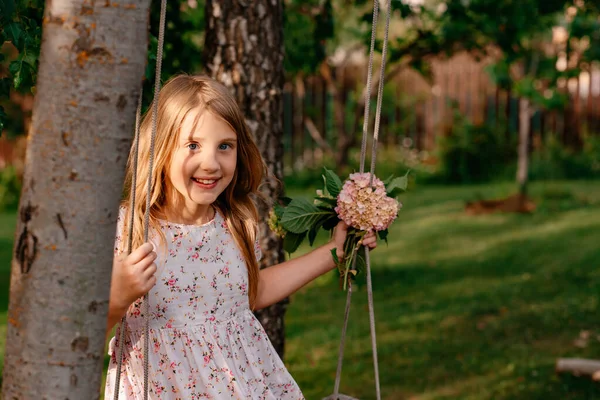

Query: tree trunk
left=203, top=0, right=287, bottom=358
left=1, top=1, right=149, bottom=398
left=517, top=97, right=531, bottom=197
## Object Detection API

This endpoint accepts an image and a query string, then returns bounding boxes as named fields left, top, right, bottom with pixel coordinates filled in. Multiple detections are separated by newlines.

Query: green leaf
left=273, top=204, right=286, bottom=219
left=21, top=47, right=38, bottom=68
left=321, top=175, right=330, bottom=197
left=330, top=248, right=339, bottom=265
left=323, top=167, right=343, bottom=197
left=283, top=231, right=306, bottom=254
left=378, top=229, right=389, bottom=244
left=8, top=49, right=37, bottom=91
left=355, top=246, right=366, bottom=274
left=308, top=226, right=318, bottom=246
left=281, top=198, right=334, bottom=234
left=279, top=196, right=292, bottom=206
left=314, top=196, right=337, bottom=208
left=322, top=215, right=340, bottom=231
left=386, top=171, right=410, bottom=196
left=9, top=61, right=23, bottom=89
left=308, top=217, right=326, bottom=246
left=10, top=63, right=24, bottom=89
left=0, top=0, right=16, bottom=25
left=4, top=22, right=23, bottom=49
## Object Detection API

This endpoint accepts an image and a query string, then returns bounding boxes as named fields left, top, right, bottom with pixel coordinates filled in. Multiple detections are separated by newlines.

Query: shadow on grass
left=285, top=207, right=600, bottom=400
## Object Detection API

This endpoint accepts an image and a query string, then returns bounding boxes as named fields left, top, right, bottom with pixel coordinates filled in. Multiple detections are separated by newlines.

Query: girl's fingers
left=144, top=275, right=157, bottom=292
left=361, top=231, right=377, bottom=248
left=143, top=263, right=157, bottom=279
left=127, top=243, right=155, bottom=264
left=134, top=251, right=157, bottom=271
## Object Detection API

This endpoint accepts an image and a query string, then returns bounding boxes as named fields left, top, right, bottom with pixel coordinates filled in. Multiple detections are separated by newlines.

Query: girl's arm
left=107, top=295, right=131, bottom=333
left=254, top=222, right=377, bottom=310
left=254, top=242, right=338, bottom=310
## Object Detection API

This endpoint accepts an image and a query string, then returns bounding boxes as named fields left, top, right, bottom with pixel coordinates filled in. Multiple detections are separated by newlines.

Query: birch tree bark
left=1, top=0, right=149, bottom=398
left=517, top=97, right=531, bottom=197
left=203, top=0, right=288, bottom=358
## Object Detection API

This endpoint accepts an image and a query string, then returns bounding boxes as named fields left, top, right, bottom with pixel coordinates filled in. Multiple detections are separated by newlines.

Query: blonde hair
left=121, top=74, right=265, bottom=309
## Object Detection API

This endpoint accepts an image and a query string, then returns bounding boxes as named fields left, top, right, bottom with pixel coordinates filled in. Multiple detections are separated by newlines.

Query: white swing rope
left=113, top=0, right=390, bottom=398
left=331, top=0, right=391, bottom=399
left=113, top=0, right=167, bottom=398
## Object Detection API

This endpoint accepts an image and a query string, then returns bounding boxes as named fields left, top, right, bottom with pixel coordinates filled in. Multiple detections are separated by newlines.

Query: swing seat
left=322, top=395, right=360, bottom=400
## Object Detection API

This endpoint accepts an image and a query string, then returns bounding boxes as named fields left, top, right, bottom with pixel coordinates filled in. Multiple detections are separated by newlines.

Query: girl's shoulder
left=114, top=205, right=127, bottom=230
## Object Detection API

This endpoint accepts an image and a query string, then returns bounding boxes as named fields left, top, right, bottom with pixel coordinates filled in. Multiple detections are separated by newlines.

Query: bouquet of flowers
left=268, top=168, right=408, bottom=289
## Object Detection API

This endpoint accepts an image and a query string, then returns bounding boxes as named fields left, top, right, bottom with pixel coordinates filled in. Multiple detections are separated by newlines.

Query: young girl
left=105, top=74, right=377, bottom=399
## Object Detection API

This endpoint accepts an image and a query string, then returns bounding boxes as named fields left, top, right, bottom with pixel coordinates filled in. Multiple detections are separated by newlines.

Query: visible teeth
left=195, top=179, right=215, bottom=184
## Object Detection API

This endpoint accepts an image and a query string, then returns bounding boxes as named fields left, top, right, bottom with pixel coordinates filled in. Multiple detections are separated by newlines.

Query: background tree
left=202, top=0, right=288, bottom=357
left=379, top=0, right=600, bottom=197
left=1, top=0, right=339, bottom=361
left=1, top=0, right=150, bottom=397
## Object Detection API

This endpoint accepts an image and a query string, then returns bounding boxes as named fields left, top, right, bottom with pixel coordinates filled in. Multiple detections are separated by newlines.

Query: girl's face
left=166, top=109, right=238, bottom=217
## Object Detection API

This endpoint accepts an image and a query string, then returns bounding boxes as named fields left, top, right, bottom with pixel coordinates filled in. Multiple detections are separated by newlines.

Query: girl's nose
left=200, top=150, right=219, bottom=171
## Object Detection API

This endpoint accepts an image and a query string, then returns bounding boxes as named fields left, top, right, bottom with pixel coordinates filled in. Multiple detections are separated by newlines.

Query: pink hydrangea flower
left=335, top=172, right=400, bottom=231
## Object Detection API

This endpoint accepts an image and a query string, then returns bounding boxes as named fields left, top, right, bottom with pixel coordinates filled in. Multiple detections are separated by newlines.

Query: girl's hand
left=330, top=221, right=378, bottom=260
left=110, top=242, right=157, bottom=311
left=359, top=230, right=378, bottom=249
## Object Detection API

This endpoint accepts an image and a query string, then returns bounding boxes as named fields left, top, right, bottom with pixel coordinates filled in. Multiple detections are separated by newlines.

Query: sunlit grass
left=284, top=180, right=600, bottom=399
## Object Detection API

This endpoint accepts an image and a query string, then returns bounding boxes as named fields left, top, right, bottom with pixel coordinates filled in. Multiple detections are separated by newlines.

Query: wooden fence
left=2, top=52, right=599, bottom=172
left=282, top=52, right=600, bottom=172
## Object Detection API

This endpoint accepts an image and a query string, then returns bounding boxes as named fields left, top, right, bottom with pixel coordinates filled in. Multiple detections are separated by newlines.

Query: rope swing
left=113, top=0, right=390, bottom=398
left=113, top=0, right=167, bottom=398
left=324, top=0, right=391, bottom=399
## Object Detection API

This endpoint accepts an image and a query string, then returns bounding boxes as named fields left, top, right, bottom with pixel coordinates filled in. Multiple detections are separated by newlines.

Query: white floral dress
left=105, top=210, right=304, bottom=399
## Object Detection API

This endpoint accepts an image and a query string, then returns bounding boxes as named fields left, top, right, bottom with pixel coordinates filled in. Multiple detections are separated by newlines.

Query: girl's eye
left=219, top=143, right=232, bottom=150
left=187, top=143, right=199, bottom=151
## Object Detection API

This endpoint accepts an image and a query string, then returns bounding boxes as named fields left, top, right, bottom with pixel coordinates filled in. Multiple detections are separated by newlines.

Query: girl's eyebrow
left=183, top=135, right=238, bottom=142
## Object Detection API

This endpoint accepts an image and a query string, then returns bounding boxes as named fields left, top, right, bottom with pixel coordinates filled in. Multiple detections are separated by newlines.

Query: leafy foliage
left=435, top=106, right=516, bottom=184
left=366, top=0, right=600, bottom=110
left=1, top=0, right=336, bottom=135
left=141, top=1, right=204, bottom=111
left=0, top=0, right=44, bottom=134
left=283, top=0, right=335, bottom=75
left=270, top=167, right=407, bottom=289
left=0, top=165, right=21, bottom=211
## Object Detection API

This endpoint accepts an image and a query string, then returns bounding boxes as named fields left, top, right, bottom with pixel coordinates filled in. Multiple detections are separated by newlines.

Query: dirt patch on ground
left=465, top=194, right=536, bottom=215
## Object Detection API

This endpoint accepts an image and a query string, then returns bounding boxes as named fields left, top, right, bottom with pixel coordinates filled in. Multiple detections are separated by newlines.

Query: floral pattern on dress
left=105, top=208, right=304, bottom=399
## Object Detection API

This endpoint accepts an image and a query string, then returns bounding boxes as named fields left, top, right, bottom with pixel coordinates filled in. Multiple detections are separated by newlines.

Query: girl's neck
left=161, top=202, right=216, bottom=226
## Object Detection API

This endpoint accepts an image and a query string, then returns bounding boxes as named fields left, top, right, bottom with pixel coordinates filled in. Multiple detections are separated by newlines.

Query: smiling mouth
left=192, top=178, right=218, bottom=184
left=191, top=177, right=220, bottom=188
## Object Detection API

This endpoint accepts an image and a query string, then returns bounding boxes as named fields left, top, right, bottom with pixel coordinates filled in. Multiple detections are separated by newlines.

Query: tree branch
left=304, top=117, right=334, bottom=156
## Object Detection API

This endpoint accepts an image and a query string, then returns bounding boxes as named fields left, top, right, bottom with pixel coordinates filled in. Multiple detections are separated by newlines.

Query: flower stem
left=342, top=231, right=366, bottom=291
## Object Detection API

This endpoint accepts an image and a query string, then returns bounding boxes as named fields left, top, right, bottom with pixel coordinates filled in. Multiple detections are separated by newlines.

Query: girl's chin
left=189, top=191, right=223, bottom=205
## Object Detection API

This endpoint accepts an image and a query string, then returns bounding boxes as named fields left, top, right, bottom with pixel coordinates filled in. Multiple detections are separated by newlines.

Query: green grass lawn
left=2, top=181, right=600, bottom=399
left=285, top=180, right=600, bottom=399
left=0, top=212, right=16, bottom=387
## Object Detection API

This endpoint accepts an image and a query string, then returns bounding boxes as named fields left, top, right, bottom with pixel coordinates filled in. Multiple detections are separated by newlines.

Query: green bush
left=0, top=166, right=21, bottom=211
left=283, top=146, right=425, bottom=191
left=530, top=135, right=600, bottom=180
left=434, top=111, right=515, bottom=184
